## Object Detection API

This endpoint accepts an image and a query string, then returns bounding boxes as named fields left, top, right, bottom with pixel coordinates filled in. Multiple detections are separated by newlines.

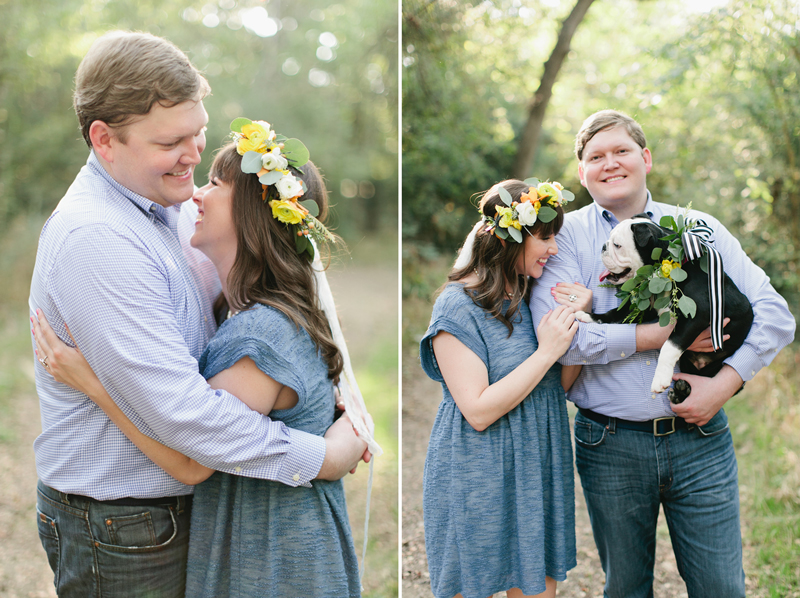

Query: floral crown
left=482, top=178, right=575, bottom=243
left=230, top=117, right=334, bottom=260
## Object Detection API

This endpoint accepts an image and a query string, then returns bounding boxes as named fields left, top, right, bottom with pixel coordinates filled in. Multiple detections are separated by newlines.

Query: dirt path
left=401, top=348, right=690, bottom=598
left=0, top=360, right=56, bottom=598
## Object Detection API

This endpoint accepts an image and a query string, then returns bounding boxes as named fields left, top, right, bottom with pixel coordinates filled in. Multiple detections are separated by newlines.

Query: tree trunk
left=512, top=0, right=596, bottom=179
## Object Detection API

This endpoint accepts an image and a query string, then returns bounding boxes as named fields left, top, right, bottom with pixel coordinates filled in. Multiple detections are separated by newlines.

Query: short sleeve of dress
left=200, top=305, right=308, bottom=403
left=419, top=285, right=489, bottom=383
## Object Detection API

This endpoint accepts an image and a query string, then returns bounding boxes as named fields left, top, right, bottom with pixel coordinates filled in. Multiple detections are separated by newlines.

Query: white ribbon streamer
left=454, top=220, right=484, bottom=270
left=311, top=250, right=383, bottom=457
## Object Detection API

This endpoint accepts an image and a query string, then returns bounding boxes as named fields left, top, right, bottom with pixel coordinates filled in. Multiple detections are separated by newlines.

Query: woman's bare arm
left=33, top=310, right=213, bottom=485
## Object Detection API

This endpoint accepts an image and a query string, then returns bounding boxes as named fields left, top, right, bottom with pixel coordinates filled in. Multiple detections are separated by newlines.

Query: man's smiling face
left=103, top=99, right=209, bottom=208
left=578, top=125, right=652, bottom=214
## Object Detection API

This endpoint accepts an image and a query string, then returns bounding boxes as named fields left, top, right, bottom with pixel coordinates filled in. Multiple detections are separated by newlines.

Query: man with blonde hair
left=29, top=30, right=366, bottom=597
left=530, top=109, right=794, bottom=597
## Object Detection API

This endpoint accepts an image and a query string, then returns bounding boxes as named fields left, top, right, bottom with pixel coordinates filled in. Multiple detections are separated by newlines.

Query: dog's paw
left=668, top=379, right=692, bottom=404
left=574, top=311, right=595, bottom=324
left=650, top=367, right=674, bottom=394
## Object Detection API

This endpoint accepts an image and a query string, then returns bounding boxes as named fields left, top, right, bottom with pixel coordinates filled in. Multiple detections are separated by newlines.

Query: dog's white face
left=599, top=218, right=647, bottom=285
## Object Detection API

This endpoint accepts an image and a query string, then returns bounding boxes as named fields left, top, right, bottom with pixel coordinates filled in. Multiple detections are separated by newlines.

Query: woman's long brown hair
left=210, top=143, right=343, bottom=381
left=446, top=179, right=564, bottom=335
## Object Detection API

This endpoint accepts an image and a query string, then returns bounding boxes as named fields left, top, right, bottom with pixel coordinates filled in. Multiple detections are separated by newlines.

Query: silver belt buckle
left=653, top=417, right=676, bottom=436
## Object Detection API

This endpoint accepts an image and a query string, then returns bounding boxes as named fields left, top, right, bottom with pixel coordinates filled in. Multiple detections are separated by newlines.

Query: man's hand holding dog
left=671, top=364, right=743, bottom=426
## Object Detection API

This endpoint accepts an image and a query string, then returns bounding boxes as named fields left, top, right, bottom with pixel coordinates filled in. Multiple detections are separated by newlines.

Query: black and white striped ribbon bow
left=681, top=220, right=724, bottom=351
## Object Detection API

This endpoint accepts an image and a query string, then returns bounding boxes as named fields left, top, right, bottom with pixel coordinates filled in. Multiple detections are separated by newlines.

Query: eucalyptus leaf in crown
left=230, top=118, right=334, bottom=261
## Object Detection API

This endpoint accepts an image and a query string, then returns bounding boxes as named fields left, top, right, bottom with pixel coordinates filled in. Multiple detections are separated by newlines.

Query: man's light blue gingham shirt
left=529, top=194, right=796, bottom=421
left=29, top=152, right=326, bottom=500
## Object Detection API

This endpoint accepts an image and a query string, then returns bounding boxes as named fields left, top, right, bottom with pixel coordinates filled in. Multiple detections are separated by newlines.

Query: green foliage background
left=0, top=0, right=398, bottom=240
left=402, top=0, right=800, bottom=320
left=0, top=0, right=398, bottom=594
left=402, top=1, right=799, bottom=592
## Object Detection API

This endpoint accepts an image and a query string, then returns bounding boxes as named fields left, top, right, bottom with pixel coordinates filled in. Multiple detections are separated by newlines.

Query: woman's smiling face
left=515, top=230, right=558, bottom=279
left=190, top=175, right=237, bottom=263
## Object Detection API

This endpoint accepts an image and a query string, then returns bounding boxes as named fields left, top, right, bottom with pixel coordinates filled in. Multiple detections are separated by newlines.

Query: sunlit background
left=1, top=0, right=398, bottom=241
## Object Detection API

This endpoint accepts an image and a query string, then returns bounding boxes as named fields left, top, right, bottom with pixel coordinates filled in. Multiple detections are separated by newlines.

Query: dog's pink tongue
left=599, top=269, right=611, bottom=282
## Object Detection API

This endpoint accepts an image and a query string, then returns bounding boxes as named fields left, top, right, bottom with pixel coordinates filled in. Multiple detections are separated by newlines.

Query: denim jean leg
left=660, top=412, right=746, bottom=598
left=37, top=482, right=96, bottom=597
left=37, top=481, right=192, bottom=598
left=574, top=413, right=661, bottom=598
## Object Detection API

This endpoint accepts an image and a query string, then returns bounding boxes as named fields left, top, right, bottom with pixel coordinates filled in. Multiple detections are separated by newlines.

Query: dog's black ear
left=632, top=222, right=660, bottom=251
left=632, top=213, right=652, bottom=221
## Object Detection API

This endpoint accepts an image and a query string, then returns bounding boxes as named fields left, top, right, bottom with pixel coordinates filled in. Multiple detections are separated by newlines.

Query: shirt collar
left=87, top=150, right=182, bottom=228
left=593, top=190, right=655, bottom=226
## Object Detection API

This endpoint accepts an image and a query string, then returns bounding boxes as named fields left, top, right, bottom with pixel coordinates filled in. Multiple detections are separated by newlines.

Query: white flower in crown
left=516, top=201, right=538, bottom=226
left=261, top=147, right=289, bottom=171
left=276, top=174, right=304, bottom=200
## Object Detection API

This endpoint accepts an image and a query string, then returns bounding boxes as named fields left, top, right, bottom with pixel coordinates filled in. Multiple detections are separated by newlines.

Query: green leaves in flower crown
left=300, top=199, right=319, bottom=218
left=295, top=232, right=314, bottom=261
left=230, top=117, right=252, bottom=133
left=241, top=151, right=263, bottom=174
left=281, top=138, right=310, bottom=169
left=506, top=226, right=522, bottom=243
left=259, top=170, right=284, bottom=185
left=537, top=206, right=558, bottom=223
left=498, top=186, right=513, bottom=206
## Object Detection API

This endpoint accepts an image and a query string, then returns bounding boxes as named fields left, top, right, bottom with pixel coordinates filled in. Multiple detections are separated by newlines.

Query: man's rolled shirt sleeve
left=701, top=214, right=796, bottom=382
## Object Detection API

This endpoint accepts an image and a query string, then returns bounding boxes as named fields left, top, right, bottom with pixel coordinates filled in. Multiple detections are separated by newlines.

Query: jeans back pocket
left=36, top=508, right=60, bottom=588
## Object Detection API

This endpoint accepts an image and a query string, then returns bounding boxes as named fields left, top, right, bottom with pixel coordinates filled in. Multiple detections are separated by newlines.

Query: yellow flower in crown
left=236, top=121, right=272, bottom=155
left=661, top=259, right=680, bottom=278
left=496, top=205, right=521, bottom=230
left=269, top=199, right=307, bottom=225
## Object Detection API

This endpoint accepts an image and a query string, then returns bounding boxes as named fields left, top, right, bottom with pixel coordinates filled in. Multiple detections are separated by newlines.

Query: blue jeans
left=574, top=409, right=746, bottom=598
left=36, top=481, right=192, bottom=598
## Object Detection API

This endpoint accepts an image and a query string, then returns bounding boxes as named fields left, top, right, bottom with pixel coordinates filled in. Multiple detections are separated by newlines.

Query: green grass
left=726, top=348, right=800, bottom=594
left=351, top=333, right=399, bottom=598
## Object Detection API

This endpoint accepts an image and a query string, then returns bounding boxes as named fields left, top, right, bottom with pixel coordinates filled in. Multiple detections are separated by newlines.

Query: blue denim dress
left=420, top=284, right=576, bottom=598
left=185, top=304, right=360, bottom=597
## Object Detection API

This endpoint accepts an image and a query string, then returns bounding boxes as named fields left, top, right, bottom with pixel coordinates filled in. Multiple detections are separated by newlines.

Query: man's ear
left=89, top=121, right=116, bottom=163
left=643, top=147, right=652, bottom=174
left=578, top=163, right=587, bottom=188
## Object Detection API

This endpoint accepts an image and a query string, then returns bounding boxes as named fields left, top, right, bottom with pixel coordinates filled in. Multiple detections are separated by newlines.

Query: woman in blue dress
left=420, top=179, right=590, bottom=598
left=31, top=119, right=366, bottom=596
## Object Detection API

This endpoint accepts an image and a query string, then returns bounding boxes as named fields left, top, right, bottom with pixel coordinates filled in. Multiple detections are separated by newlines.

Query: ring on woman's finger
left=39, top=355, right=49, bottom=369
left=568, top=294, right=578, bottom=302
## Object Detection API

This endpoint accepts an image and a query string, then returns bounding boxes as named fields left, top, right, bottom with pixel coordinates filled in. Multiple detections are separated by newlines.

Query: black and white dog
left=575, top=215, right=753, bottom=403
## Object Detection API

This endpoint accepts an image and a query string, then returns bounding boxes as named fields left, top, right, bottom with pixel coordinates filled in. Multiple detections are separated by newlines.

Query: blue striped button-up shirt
left=29, top=152, right=325, bottom=500
left=529, top=195, right=795, bottom=421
